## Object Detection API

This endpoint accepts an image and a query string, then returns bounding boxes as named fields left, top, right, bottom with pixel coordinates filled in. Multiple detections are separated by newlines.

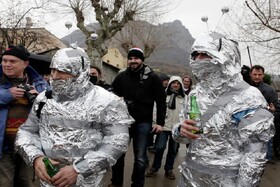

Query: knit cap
left=2, top=45, right=30, bottom=61
left=127, top=47, right=145, bottom=61
left=158, top=73, right=170, bottom=82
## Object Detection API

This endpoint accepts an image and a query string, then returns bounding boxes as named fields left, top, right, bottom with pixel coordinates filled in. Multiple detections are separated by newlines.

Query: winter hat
left=127, top=47, right=144, bottom=61
left=2, top=45, right=30, bottom=61
left=158, top=73, right=170, bottom=82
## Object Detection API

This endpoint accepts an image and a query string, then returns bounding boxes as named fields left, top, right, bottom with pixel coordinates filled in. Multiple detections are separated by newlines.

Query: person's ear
left=23, top=61, right=29, bottom=68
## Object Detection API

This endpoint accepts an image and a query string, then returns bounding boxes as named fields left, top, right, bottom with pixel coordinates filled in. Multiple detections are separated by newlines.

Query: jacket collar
left=0, top=65, right=43, bottom=84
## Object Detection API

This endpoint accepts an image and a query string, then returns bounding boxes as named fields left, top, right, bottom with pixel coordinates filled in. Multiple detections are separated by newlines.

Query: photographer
left=0, top=45, right=49, bottom=187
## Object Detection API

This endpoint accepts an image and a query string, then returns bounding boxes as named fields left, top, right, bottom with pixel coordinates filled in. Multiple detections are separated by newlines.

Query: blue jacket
left=0, top=65, right=50, bottom=157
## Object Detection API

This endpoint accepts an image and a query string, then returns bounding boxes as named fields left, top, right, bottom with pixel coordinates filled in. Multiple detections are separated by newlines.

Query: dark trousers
left=147, top=132, right=155, bottom=147
left=111, top=122, right=151, bottom=187
left=0, top=152, right=40, bottom=187
left=151, top=131, right=178, bottom=171
left=111, top=154, right=126, bottom=185
left=273, top=123, right=280, bottom=156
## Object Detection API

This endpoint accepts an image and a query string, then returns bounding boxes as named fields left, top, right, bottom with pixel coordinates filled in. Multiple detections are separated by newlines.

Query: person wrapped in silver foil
left=15, top=46, right=134, bottom=187
left=172, top=32, right=275, bottom=187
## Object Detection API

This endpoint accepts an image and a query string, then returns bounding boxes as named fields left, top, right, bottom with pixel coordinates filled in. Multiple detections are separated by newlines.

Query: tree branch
left=245, top=0, right=280, bottom=33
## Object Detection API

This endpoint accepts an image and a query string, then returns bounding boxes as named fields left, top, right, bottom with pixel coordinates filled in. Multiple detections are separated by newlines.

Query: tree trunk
left=87, top=44, right=103, bottom=67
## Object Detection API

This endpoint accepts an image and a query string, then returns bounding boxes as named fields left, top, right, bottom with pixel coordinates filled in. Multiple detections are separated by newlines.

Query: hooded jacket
left=163, top=76, right=185, bottom=131
left=173, top=32, right=274, bottom=187
left=0, top=65, right=49, bottom=157
left=15, top=47, right=134, bottom=187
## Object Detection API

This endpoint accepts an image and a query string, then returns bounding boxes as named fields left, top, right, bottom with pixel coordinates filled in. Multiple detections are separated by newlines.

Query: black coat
left=112, top=65, right=166, bottom=125
left=253, top=81, right=280, bottom=123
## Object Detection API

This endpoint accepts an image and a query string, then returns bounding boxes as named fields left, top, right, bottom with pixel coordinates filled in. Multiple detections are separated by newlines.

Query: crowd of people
left=0, top=31, right=279, bottom=187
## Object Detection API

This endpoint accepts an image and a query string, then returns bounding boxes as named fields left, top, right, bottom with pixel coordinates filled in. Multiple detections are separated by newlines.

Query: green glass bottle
left=189, top=95, right=203, bottom=134
left=42, top=157, right=59, bottom=177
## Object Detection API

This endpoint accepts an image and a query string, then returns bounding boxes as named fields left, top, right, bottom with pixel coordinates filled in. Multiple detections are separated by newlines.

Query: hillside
left=61, top=20, right=195, bottom=77
left=146, top=20, right=194, bottom=76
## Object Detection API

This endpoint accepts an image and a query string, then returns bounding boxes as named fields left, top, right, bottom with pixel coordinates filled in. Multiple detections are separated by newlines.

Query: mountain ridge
left=61, top=20, right=195, bottom=77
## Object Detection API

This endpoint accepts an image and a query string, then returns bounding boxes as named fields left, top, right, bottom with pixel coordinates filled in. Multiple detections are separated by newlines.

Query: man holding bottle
left=173, top=32, right=275, bottom=187
left=15, top=46, right=134, bottom=187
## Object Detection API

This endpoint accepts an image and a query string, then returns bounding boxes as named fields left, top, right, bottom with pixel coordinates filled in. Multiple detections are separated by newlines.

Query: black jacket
left=112, top=65, right=166, bottom=125
left=252, top=81, right=280, bottom=123
left=252, top=82, right=279, bottom=109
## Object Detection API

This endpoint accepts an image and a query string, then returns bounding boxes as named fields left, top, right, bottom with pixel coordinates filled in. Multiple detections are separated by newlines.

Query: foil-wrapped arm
left=73, top=99, right=134, bottom=178
left=15, top=99, right=45, bottom=166
left=172, top=123, right=191, bottom=144
left=237, top=108, right=275, bottom=187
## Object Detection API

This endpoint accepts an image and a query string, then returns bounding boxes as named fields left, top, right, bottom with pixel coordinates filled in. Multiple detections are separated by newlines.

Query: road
left=105, top=144, right=280, bottom=187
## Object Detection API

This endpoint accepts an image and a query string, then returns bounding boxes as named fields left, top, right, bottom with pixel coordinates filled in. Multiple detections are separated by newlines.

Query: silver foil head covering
left=190, top=32, right=241, bottom=65
left=50, top=47, right=90, bottom=77
left=50, top=47, right=91, bottom=101
left=190, top=32, right=242, bottom=100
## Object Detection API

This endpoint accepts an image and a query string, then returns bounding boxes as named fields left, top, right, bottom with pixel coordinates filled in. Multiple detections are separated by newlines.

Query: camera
left=17, top=84, right=37, bottom=104
left=241, top=65, right=251, bottom=84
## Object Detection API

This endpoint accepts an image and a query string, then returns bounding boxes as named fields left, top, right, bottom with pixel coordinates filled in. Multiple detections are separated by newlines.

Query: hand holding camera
left=9, top=86, right=25, bottom=99
left=15, top=84, right=38, bottom=104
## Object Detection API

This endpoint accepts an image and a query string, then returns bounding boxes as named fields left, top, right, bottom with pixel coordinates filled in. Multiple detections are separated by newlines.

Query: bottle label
left=189, top=112, right=203, bottom=134
left=43, top=157, right=59, bottom=177
left=191, top=121, right=203, bottom=134
left=189, top=112, right=200, bottom=120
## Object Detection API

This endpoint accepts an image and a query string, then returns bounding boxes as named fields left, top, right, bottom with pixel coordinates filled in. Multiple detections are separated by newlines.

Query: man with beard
left=173, top=32, right=275, bottom=187
left=109, top=47, right=166, bottom=187
left=15, top=46, right=134, bottom=187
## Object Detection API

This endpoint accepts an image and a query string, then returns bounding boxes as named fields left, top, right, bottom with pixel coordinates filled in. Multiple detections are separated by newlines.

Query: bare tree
left=0, top=0, right=50, bottom=53
left=50, top=0, right=172, bottom=67
left=108, top=20, right=174, bottom=59
left=222, top=0, right=280, bottom=72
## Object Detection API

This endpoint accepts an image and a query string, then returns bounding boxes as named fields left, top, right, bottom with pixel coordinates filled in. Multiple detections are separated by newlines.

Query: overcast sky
left=162, top=0, right=239, bottom=39
left=46, top=0, right=239, bottom=39
left=160, top=0, right=257, bottom=68
left=44, top=0, right=259, bottom=69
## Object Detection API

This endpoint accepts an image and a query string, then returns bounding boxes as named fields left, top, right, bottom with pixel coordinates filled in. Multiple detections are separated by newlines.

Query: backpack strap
left=36, top=90, right=52, bottom=119
left=200, top=81, right=250, bottom=124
